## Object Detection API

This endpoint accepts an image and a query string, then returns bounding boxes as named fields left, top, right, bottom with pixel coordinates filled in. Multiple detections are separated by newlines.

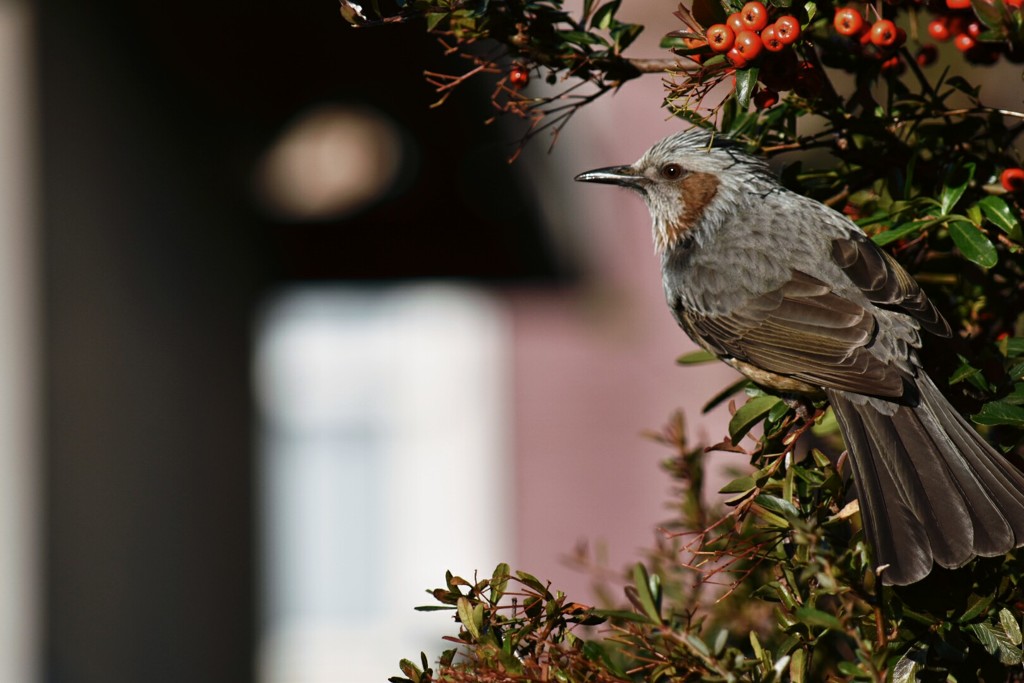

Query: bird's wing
left=683, top=270, right=910, bottom=397
left=830, top=232, right=950, bottom=338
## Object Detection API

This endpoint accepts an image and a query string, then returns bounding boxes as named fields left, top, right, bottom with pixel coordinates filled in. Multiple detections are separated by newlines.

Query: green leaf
left=1000, top=608, right=1022, bottom=646
left=720, top=92, right=738, bottom=133
left=968, top=622, right=1024, bottom=665
left=661, top=35, right=692, bottom=49
left=424, top=11, right=447, bottom=31
left=589, top=608, right=654, bottom=622
left=1004, top=383, right=1024, bottom=404
left=713, top=628, right=728, bottom=656
left=590, top=0, right=620, bottom=29
left=892, top=646, right=927, bottom=683
left=945, top=75, right=980, bottom=97
left=751, top=505, right=790, bottom=528
left=677, top=349, right=717, bottom=364
left=804, top=1, right=817, bottom=23
left=703, top=377, right=753, bottom=414
left=684, top=632, right=711, bottom=658
left=1006, top=338, right=1024, bottom=357
left=754, top=493, right=800, bottom=519
left=610, top=23, right=643, bottom=53
left=556, top=30, right=608, bottom=46
left=631, top=563, right=662, bottom=622
left=456, top=596, right=482, bottom=640
left=977, top=195, right=1024, bottom=241
left=837, top=661, right=864, bottom=677
left=789, top=647, right=807, bottom=683
left=967, top=203, right=983, bottom=226
left=810, top=447, right=832, bottom=468
left=960, top=592, right=996, bottom=622
left=1000, top=643, right=1023, bottom=666
left=515, top=570, right=550, bottom=596
left=871, top=221, right=930, bottom=246
left=398, top=658, right=423, bottom=683
left=972, top=0, right=1006, bottom=29
left=734, top=67, right=759, bottom=111
left=749, top=630, right=765, bottom=660
left=719, top=475, right=756, bottom=494
left=729, top=395, right=783, bottom=442
left=794, top=606, right=844, bottom=632
left=941, top=163, right=976, bottom=214
left=949, top=357, right=983, bottom=385
left=973, top=400, right=1024, bottom=428
left=949, top=220, right=997, bottom=268
left=490, top=563, right=510, bottom=603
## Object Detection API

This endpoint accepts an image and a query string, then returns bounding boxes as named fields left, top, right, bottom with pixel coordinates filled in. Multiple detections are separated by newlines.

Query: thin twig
left=627, top=58, right=699, bottom=73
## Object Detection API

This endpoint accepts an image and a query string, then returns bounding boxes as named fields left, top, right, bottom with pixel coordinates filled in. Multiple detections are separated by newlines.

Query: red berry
left=881, top=55, right=904, bottom=73
left=706, top=24, right=736, bottom=53
left=727, top=12, right=746, bottom=34
left=870, top=19, right=899, bottom=47
left=509, top=65, right=529, bottom=87
left=740, top=2, right=770, bottom=31
left=916, top=44, right=938, bottom=65
left=734, top=30, right=765, bottom=61
left=946, top=0, right=971, bottom=8
left=754, top=87, right=780, bottom=109
left=833, top=7, right=865, bottom=36
left=1001, top=167, right=1024, bottom=192
left=727, top=46, right=749, bottom=68
left=954, top=32, right=976, bottom=51
left=967, top=21, right=983, bottom=38
left=1009, top=0, right=1023, bottom=8
left=761, top=25, right=786, bottom=51
left=774, top=16, right=802, bottom=44
left=927, top=18, right=951, bottom=41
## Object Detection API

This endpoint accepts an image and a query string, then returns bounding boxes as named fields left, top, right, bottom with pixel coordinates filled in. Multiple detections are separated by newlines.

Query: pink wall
left=503, top=23, right=745, bottom=601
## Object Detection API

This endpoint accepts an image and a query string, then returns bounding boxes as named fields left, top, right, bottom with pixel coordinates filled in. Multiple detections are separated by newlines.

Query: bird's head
left=575, top=129, right=774, bottom=253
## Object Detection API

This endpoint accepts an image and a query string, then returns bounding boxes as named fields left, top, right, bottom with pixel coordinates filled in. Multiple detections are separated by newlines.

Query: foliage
left=341, top=0, right=1024, bottom=679
left=391, top=404, right=1024, bottom=681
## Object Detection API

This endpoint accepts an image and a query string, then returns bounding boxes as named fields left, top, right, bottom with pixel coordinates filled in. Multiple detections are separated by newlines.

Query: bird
left=575, top=128, right=1024, bottom=585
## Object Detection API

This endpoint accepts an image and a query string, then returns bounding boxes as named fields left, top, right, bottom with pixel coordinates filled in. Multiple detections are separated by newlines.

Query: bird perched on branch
left=575, top=129, right=1024, bottom=585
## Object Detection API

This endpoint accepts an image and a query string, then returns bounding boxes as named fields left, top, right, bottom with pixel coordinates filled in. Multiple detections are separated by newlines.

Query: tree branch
left=627, top=57, right=699, bottom=73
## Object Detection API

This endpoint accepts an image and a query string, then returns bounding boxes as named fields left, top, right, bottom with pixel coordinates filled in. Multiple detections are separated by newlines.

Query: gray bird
left=576, top=129, right=1024, bottom=585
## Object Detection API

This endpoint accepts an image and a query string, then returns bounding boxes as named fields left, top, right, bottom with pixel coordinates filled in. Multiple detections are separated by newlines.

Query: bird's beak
left=574, top=165, right=643, bottom=189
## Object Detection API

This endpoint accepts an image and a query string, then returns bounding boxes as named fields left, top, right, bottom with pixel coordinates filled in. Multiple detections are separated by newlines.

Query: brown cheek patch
left=666, top=172, right=719, bottom=246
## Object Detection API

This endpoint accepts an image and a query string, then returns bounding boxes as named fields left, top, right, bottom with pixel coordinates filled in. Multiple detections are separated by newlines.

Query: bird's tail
left=826, top=376, right=1024, bottom=586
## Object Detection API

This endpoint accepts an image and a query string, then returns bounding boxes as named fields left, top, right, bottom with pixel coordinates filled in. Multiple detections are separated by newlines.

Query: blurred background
left=3, top=0, right=758, bottom=681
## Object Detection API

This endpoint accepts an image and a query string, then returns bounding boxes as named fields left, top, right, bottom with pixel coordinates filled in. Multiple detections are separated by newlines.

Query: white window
left=255, top=284, right=510, bottom=682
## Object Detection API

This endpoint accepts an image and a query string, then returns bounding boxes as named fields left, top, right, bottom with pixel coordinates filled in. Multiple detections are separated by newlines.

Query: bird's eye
left=660, top=163, right=683, bottom=180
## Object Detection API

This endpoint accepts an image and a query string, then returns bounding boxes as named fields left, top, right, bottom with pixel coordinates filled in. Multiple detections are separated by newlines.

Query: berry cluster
left=927, top=0, right=1024, bottom=65
left=828, top=1, right=1024, bottom=69
left=705, top=2, right=802, bottom=68
left=832, top=7, right=907, bottom=72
